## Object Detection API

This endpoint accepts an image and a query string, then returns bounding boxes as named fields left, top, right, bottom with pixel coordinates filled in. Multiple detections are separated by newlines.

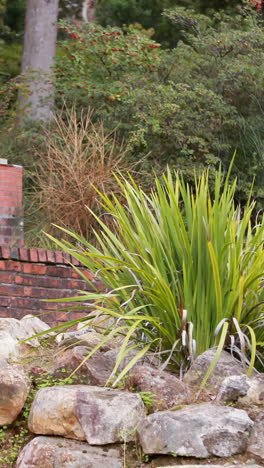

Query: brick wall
left=0, top=246, right=104, bottom=327
left=0, top=161, right=23, bottom=247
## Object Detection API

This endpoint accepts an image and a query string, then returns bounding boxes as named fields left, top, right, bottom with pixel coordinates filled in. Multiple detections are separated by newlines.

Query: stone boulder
left=76, top=311, right=116, bottom=332
left=157, top=466, right=263, bottom=468
left=21, top=315, right=54, bottom=340
left=29, top=385, right=145, bottom=444
left=52, top=346, right=118, bottom=385
left=53, top=346, right=159, bottom=386
left=137, top=402, right=253, bottom=457
left=238, top=374, right=264, bottom=407
left=0, top=331, right=18, bottom=361
left=55, top=329, right=120, bottom=350
left=183, top=348, right=247, bottom=390
left=216, top=374, right=250, bottom=403
left=0, top=316, right=53, bottom=351
left=0, top=362, right=30, bottom=425
left=127, top=365, right=192, bottom=410
left=247, top=411, right=264, bottom=461
left=16, top=436, right=122, bottom=468
left=217, top=374, right=264, bottom=407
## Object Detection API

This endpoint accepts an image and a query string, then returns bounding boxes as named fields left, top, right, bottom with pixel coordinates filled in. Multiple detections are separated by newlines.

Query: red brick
left=29, top=249, right=39, bottom=262
left=0, top=227, right=12, bottom=236
left=37, top=249, right=47, bottom=263
left=0, top=296, right=11, bottom=307
left=1, top=308, right=37, bottom=320
left=21, top=287, right=74, bottom=300
left=55, top=251, right=64, bottom=264
left=68, top=311, right=89, bottom=321
left=15, top=274, right=62, bottom=289
left=0, top=260, right=23, bottom=272
left=53, top=310, right=71, bottom=322
left=23, top=264, right=47, bottom=275
left=45, top=265, right=71, bottom=278
left=0, top=308, right=11, bottom=318
left=46, top=250, right=56, bottom=263
left=71, top=256, right=81, bottom=266
left=0, top=271, right=14, bottom=283
left=62, top=252, right=72, bottom=264
left=10, top=248, right=19, bottom=260
left=0, top=247, right=11, bottom=259
left=0, top=207, right=19, bottom=216
left=9, top=296, right=43, bottom=310
left=41, top=300, right=63, bottom=310
left=0, top=217, right=17, bottom=227
left=63, top=278, right=91, bottom=290
left=19, top=248, right=30, bottom=262
left=0, top=284, right=22, bottom=297
left=80, top=270, right=94, bottom=281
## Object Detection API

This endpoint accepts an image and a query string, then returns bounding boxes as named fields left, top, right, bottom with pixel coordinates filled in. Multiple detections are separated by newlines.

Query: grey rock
left=0, top=331, right=18, bottom=361
left=0, top=362, right=30, bottom=425
left=247, top=410, right=264, bottom=461
left=16, top=436, right=122, bottom=468
left=0, top=317, right=52, bottom=350
left=21, top=315, right=53, bottom=340
left=53, top=346, right=118, bottom=385
left=29, top=385, right=145, bottom=444
left=217, top=375, right=250, bottom=403
left=239, top=374, right=264, bottom=407
left=158, top=466, right=263, bottom=468
left=137, top=402, right=253, bottom=457
left=217, top=374, right=264, bottom=408
left=53, top=346, right=159, bottom=386
left=127, top=365, right=192, bottom=410
left=76, top=312, right=116, bottom=332
left=183, top=348, right=247, bottom=390
left=55, top=329, right=120, bottom=350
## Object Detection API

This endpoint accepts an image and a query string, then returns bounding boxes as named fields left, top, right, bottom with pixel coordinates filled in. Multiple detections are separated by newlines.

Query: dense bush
left=54, top=8, right=264, bottom=206
left=95, top=0, right=239, bottom=47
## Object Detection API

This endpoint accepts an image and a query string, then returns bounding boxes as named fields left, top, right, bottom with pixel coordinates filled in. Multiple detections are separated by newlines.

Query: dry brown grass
left=30, top=107, right=136, bottom=242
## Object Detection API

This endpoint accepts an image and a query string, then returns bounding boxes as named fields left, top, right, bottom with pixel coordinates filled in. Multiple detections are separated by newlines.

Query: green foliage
left=95, top=0, right=239, bottom=46
left=55, top=20, right=161, bottom=106
left=44, top=166, right=264, bottom=384
left=0, top=41, right=22, bottom=83
left=2, top=0, right=25, bottom=37
left=0, top=0, right=7, bottom=33
left=0, top=424, right=29, bottom=466
left=139, top=392, right=160, bottom=409
left=54, top=8, right=264, bottom=207
left=95, top=0, right=179, bottom=47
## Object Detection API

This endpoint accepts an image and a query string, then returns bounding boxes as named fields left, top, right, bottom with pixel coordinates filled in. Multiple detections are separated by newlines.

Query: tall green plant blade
left=200, top=321, right=229, bottom=388
left=33, top=164, right=264, bottom=383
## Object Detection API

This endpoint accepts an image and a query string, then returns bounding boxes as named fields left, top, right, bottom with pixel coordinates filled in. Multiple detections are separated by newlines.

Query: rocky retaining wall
left=0, top=246, right=102, bottom=326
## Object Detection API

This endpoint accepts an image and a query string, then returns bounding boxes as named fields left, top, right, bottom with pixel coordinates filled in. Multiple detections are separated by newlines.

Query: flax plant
left=44, top=166, right=264, bottom=385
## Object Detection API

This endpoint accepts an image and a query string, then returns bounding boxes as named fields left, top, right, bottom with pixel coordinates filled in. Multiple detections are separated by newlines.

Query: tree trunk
left=82, top=0, right=96, bottom=23
left=20, top=0, right=59, bottom=122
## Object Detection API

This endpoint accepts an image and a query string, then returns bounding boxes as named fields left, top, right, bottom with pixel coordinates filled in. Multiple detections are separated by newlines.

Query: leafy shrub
left=95, top=0, right=179, bottom=47
left=55, top=20, right=161, bottom=108
left=46, top=165, right=264, bottom=385
left=54, top=10, right=264, bottom=207
left=0, top=42, right=22, bottom=84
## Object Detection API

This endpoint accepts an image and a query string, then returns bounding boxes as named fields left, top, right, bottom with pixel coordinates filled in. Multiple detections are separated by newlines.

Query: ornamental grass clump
left=45, top=165, right=264, bottom=386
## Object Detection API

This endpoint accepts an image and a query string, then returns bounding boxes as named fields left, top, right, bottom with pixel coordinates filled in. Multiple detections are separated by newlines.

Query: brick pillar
left=0, top=159, right=23, bottom=247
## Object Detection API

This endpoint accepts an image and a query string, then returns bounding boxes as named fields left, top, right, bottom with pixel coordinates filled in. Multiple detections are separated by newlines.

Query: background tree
left=19, top=0, right=59, bottom=122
